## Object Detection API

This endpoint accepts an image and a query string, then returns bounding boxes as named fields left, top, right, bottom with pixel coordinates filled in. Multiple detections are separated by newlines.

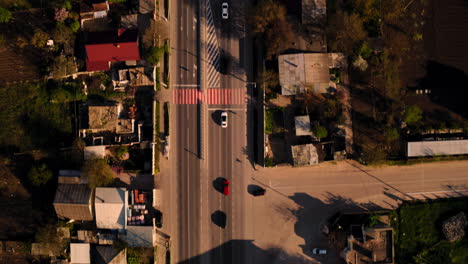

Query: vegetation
left=0, top=7, right=11, bottom=23
left=28, top=164, right=52, bottom=186
left=393, top=199, right=468, bottom=264
left=81, top=158, right=114, bottom=188
left=35, top=223, right=68, bottom=257
left=312, top=123, right=328, bottom=140
left=0, top=81, right=75, bottom=152
left=146, top=46, right=165, bottom=65
left=156, top=67, right=161, bottom=90
left=404, top=105, right=423, bottom=125
left=251, top=0, right=294, bottom=59
left=51, top=55, right=77, bottom=77
left=30, top=29, right=49, bottom=48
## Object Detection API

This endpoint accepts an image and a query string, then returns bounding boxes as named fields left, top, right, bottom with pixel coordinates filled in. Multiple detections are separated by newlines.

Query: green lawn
left=394, top=199, right=468, bottom=264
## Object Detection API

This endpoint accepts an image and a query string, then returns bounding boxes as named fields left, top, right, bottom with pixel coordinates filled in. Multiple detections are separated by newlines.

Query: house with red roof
left=85, top=29, right=140, bottom=72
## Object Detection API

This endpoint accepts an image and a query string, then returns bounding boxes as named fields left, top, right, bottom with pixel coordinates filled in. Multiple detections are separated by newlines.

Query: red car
left=222, top=179, right=230, bottom=195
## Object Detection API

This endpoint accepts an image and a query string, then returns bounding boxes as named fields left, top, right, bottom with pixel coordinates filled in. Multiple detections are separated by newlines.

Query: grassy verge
left=164, top=102, right=169, bottom=136
left=156, top=67, right=161, bottom=91
left=386, top=155, right=468, bottom=166
left=393, top=199, right=468, bottom=264
left=163, top=41, right=170, bottom=88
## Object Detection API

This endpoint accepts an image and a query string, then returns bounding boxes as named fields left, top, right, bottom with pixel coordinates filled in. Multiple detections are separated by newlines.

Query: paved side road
left=245, top=159, right=468, bottom=264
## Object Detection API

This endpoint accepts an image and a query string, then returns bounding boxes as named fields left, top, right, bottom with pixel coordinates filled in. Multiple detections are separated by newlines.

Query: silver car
left=222, top=3, right=228, bottom=19
left=221, top=111, right=228, bottom=128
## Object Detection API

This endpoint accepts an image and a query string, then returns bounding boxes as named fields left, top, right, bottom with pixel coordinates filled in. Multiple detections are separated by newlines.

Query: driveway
left=245, top=160, right=468, bottom=264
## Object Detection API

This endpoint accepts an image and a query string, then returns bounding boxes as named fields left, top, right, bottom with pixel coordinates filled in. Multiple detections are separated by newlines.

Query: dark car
left=252, top=188, right=266, bottom=196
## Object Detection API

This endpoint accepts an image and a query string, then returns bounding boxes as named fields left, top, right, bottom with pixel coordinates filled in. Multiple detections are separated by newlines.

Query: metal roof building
left=53, top=184, right=94, bottom=221
left=278, top=53, right=330, bottom=95
left=295, top=115, right=312, bottom=136
left=95, top=188, right=127, bottom=230
left=407, top=139, right=468, bottom=157
left=125, top=225, right=154, bottom=247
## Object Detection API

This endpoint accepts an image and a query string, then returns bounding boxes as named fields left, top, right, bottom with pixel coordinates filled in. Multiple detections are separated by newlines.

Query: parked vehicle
left=221, top=111, right=228, bottom=128
left=222, top=179, right=230, bottom=195
left=312, top=248, right=327, bottom=255
left=222, top=2, right=229, bottom=19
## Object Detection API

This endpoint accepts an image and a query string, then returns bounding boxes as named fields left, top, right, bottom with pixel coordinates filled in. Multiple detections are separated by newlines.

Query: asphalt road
left=172, top=0, right=201, bottom=262
left=203, top=0, right=252, bottom=264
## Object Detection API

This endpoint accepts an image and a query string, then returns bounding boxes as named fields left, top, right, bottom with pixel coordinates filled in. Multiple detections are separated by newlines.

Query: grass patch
left=386, top=155, right=468, bottom=166
left=163, top=40, right=170, bottom=88
left=164, top=102, right=169, bottom=136
left=265, top=107, right=283, bottom=134
left=156, top=67, right=161, bottom=91
left=393, top=199, right=468, bottom=264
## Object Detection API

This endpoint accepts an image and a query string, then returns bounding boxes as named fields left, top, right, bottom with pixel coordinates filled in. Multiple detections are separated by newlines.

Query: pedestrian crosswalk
left=173, top=88, right=247, bottom=105
left=205, top=0, right=220, bottom=88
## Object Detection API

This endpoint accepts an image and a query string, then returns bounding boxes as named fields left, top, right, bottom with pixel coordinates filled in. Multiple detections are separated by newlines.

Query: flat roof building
left=53, top=184, right=94, bottom=221
left=95, top=188, right=127, bottom=230
left=407, top=139, right=468, bottom=157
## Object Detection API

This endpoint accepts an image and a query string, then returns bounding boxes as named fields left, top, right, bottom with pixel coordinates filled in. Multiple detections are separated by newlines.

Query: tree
left=81, top=158, right=114, bottom=188
left=53, top=23, right=74, bottom=45
left=54, top=8, right=69, bottom=22
left=28, top=164, right=52, bottom=186
left=312, top=123, right=328, bottom=140
left=31, top=29, right=49, bottom=48
left=328, top=11, right=367, bottom=54
left=264, top=19, right=294, bottom=59
left=69, top=20, right=80, bottom=32
left=251, top=0, right=287, bottom=33
left=403, top=105, right=422, bottom=125
left=35, top=223, right=68, bottom=256
left=0, top=7, right=12, bottom=23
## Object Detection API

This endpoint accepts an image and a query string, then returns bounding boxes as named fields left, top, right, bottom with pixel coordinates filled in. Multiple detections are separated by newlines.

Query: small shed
left=71, top=243, right=91, bottom=264
left=295, top=115, right=311, bottom=136
left=94, top=245, right=127, bottom=264
left=53, top=184, right=94, bottom=221
left=291, top=144, right=319, bottom=166
left=95, top=188, right=127, bottom=230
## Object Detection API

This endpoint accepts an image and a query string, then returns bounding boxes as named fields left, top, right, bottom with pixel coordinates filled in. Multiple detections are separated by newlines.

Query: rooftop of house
left=54, top=184, right=92, bottom=205
left=407, top=139, right=468, bottom=157
left=345, top=226, right=394, bottom=264
left=125, top=225, right=154, bottom=247
left=94, top=245, right=127, bottom=264
left=80, top=0, right=108, bottom=14
left=295, top=115, right=311, bottom=136
left=291, top=143, right=319, bottom=166
left=278, top=53, right=331, bottom=95
left=71, top=243, right=91, bottom=264
left=85, top=29, right=140, bottom=71
left=95, top=187, right=127, bottom=230
left=88, top=104, right=119, bottom=131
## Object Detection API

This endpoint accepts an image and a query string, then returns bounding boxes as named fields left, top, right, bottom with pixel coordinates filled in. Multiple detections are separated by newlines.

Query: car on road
left=252, top=187, right=266, bottom=196
left=222, top=179, right=230, bottom=195
left=221, top=111, right=228, bottom=128
left=312, top=248, right=327, bottom=255
left=222, top=2, right=229, bottom=19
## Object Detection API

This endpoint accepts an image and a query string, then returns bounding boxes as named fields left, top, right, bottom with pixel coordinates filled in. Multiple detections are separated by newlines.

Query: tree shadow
left=177, top=239, right=312, bottom=264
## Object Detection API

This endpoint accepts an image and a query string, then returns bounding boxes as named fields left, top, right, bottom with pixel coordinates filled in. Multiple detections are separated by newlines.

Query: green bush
left=81, top=159, right=114, bottom=188
left=146, top=46, right=165, bottom=65
left=265, top=108, right=275, bottom=134
left=69, top=20, right=80, bottom=32
left=0, top=7, right=12, bottom=23
left=28, top=164, right=52, bottom=186
left=114, top=146, right=129, bottom=160
left=312, top=124, right=328, bottom=140
left=359, top=41, right=372, bottom=59
left=264, top=156, right=275, bottom=167
left=404, top=105, right=423, bottom=125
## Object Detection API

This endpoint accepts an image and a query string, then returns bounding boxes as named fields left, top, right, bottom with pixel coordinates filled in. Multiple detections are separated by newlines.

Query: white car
left=312, top=248, right=327, bottom=255
left=221, top=111, right=228, bottom=128
left=222, top=2, right=229, bottom=19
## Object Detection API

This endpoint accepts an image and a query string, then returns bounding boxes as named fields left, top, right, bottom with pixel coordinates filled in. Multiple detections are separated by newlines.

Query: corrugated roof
left=54, top=184, right=92, bottom=205
left=85, top=29, right=140, bottom=71
left=278, top=53, right=330, bottom=95
left=95, top=188, right=127, bottom=230
left=407, top=140, right=468, bottom=157
left=71, top=243, right=90, bottom=264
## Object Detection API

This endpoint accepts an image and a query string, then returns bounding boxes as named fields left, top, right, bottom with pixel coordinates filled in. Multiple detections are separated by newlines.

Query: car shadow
left=247, top=184, right=264, bottom=195
left=211, top=110, right=223, bottom=126
left=211, top=210, right=227, bottom=228
left=213, top=177, right=226, bottom=193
